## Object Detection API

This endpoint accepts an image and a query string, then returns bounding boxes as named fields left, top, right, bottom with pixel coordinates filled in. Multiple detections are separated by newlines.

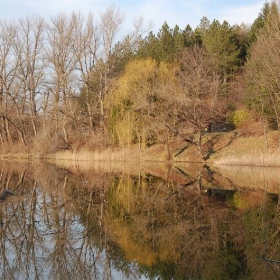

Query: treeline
left=0, top=2, right=278, bottom=153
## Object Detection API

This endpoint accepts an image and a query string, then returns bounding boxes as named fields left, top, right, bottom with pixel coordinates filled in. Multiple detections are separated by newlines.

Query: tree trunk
left=164, top=141, right=172, bottom=161
left=197, top=130, right=202, bottom=155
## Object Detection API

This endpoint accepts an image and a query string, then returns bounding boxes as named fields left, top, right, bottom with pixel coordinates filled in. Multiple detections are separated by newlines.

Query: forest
left=0, top=1, right=278, bottom=156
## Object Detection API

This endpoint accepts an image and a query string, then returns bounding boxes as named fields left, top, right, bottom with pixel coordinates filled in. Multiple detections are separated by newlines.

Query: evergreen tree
left=248, top=1, right=272, bottom=45
left=137, top=22, right=196, bottom=63
left=137, top=31, right=160, bottom=61
left=200, top=19, right=241, bottom=82
left=157, top=22, right=175, bottom=62
left=232, top=23, right=249, bottom=65
left=182, top=24, right=196, bottom=47
left=245, top=1, right=280, bottom=131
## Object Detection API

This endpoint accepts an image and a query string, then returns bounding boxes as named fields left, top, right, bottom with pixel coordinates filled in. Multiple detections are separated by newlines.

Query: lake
left=0, top=160, right=279, bottom=280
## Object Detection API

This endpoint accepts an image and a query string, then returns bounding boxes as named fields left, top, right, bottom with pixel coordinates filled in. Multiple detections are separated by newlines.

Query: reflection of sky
left=1, top=185, right=147, bottom=280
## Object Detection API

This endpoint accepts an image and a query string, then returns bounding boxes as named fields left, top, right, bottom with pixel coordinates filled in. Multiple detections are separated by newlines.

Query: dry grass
left=47, top=140, right=202, bottom=163
left=208, top=131, right=280, bottom=167
left=48, top=146, right=142, bottom=162
left=2, top=129, right=280, bottom=168
left=0, top=152, right=44, bottom=161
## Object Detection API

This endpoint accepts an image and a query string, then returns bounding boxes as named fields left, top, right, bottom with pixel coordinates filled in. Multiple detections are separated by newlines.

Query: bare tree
left=0, top=20, right=18, bottom=143
left=170, top=45, right=223, bottom=154
left=45, top=13, right=78, bottom=145
left=0, top=9, right=152, bottom=150
left=71, top=12, right=101, bottom=136
left=13, top=16, right=46, bottom=137
left=98, top=6, right=125, bottom=132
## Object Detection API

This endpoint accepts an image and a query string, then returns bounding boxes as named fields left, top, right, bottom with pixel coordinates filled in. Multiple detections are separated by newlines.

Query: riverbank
left=47, top=130, right=280, bottom=167
left=0, top=130, right=280, bottom=167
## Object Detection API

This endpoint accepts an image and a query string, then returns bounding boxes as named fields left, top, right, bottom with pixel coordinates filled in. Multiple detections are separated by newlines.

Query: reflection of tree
left=0, top=162, right=123, bottom=279
left=101, top=169, right=280, bottom=279
left=104, top=172, right=236, bottom=278
left=240, top=193, right=280, bottom=280
left=0, top=161, right=279, bottom=279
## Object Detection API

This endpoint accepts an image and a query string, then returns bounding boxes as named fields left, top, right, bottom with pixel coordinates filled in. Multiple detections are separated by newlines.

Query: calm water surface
left=0, top=161, right=280, bottom=280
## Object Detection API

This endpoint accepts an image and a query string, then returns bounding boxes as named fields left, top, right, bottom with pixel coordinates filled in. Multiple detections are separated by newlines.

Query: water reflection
left=0, top=160, right=279, bottom=279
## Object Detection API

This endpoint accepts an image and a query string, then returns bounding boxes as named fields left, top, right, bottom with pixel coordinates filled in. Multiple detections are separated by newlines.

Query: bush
left=230, top=109, right=252, bottom=128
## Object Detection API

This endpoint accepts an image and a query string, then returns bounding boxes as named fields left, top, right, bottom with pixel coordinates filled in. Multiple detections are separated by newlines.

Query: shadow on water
left=0, top=189, right=16, bottom=201
left=0, top=160, right=279, bottom=279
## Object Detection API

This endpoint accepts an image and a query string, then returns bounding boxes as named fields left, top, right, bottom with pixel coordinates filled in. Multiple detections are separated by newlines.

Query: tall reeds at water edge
left=50, top=147, right=142, bottom=162
left=1, top=130, right=280, bottom=168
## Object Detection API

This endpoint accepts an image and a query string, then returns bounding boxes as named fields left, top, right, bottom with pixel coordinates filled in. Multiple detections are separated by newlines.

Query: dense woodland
left=0, top=1, right=279, bottom=154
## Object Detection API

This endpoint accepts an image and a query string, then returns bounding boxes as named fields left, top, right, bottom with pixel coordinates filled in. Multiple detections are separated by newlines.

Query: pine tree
left=201, top=19, right=241, bottom=82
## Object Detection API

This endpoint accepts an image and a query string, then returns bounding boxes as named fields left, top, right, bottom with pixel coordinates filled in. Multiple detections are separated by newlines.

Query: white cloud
left=0, top=0, right=268, bottom=32
left=132, top=0, right=204, bottom=31
left=0, top=0, right=109, bottom=20
left=214, top=1, right=265, bottom=26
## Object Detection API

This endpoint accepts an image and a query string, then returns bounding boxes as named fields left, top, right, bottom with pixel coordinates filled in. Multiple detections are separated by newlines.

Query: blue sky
left=0, top=0, right=269, bottom=33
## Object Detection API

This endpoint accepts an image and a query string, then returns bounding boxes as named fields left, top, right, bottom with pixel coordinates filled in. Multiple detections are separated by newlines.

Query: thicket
left=0, top=1, right=278, bottom=154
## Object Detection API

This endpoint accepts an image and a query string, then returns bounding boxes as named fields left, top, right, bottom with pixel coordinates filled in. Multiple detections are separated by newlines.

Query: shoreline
left=0, top=130, right=279, bottom=167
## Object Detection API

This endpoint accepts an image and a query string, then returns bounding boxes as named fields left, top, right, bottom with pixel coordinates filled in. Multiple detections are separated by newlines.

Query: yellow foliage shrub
left=106, top=58, right=178, bottom=146
left=231, top=109, right=252, bottom=128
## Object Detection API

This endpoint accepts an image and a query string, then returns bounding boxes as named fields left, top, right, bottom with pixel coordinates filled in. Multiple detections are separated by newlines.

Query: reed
left=2, top=130, right=280, bottom=168
left=49, top=146, right=142, bottom=162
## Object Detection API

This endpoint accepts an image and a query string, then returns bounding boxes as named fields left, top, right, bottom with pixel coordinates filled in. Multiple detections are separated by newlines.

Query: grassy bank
left=48, top=131, right=280, bottom=167
left=0, top=130, right=280, bottom=167
left=208, top=131, right=280, bottom=167
left=46, top=141, right=202, bottom=163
